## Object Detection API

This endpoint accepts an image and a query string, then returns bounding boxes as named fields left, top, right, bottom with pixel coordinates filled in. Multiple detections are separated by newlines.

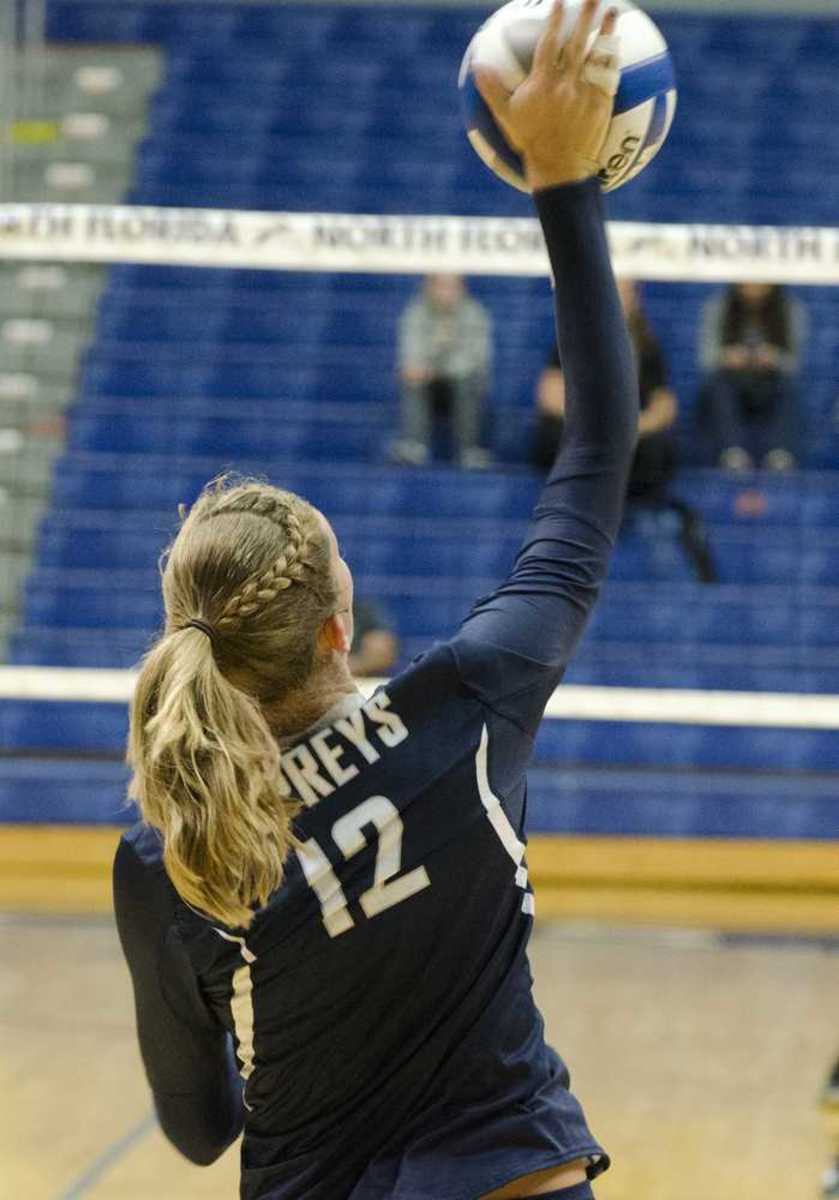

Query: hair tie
left=182, top=618, right=217, bottom=643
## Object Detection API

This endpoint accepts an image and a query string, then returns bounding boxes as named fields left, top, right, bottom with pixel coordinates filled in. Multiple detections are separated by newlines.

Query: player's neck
left=263, top=660, right=359, bottom=743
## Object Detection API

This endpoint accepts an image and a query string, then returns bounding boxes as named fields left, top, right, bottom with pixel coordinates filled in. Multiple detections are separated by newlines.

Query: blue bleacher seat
left=0, top=700, right=129, bottom=754
left=67, top=411, right=389, bottom=459
left=10, top=3, right=838, bottom=833
left=6, top=753, right=839, bottom=840
left=9, top=627, right=150, bottom=669
left=525, top=766, right=839, bottom=840
left=0, top=759, right=132, bottom=824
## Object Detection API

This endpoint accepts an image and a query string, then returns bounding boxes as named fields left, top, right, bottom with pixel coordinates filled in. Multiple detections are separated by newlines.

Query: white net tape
left=1, top=203, right=839, bottom=283
left=2, top=668, right=838, bottom=729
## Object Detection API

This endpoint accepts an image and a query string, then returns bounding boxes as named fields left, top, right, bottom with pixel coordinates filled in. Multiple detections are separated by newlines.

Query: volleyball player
left=114, top=4, right=637, bottom=1197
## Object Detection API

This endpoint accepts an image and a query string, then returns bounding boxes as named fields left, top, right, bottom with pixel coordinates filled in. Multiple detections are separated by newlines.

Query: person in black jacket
left=533, top=278, right=716, bottom=582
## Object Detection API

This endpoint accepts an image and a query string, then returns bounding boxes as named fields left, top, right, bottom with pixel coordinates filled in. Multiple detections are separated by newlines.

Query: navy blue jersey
left=114, top=179, right=638, bottom=1200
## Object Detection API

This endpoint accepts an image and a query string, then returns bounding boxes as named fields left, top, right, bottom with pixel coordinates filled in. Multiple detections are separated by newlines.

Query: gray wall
left=642, top=0, right=838, bottom=10
left=66, top=0, right=839, bottom=12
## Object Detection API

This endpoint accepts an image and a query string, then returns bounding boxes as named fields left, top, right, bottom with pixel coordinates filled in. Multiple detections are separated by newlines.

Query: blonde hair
left=128, top=477, right=338, bottom=928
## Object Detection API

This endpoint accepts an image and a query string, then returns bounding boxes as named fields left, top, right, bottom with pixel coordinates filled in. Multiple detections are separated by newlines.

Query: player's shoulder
left=114, top=820, right=167, bottom=892
left=111, top=821, right=190, bottom=948
left=119, top=819, right=163, bottom=862
left=384, top=639, right=469, bottom=716
left=390, top=631, right=556, bottom=728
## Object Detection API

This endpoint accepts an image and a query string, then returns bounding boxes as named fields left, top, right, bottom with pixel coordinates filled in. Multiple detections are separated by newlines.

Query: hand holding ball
left=460, top=0, right=677, bottom=193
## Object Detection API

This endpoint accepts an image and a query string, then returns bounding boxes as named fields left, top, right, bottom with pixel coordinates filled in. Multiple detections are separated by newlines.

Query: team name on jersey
left=278, top=692, right=409, bottom=809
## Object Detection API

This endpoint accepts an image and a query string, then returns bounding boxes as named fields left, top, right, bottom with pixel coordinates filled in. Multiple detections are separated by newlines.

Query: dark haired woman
left=700, top=282, right=807, bottom=471
left=115, top=5, right=635, bottom=1198
left=533, top=279, right=677, bottom=485
left=533, top=279, right=716, bottom=582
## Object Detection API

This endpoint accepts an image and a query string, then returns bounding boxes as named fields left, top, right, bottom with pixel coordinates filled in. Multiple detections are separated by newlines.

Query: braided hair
left=128, top=477, right=339, bottom=928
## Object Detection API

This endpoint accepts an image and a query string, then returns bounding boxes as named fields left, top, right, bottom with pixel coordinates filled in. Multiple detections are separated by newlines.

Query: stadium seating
left=3, top=752, right=838, bottom=841
left=4, top=3, right=839, bottom=838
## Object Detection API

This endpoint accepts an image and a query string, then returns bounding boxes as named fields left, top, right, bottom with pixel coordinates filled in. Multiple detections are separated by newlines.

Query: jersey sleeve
left=450, top=178, right=638, bottom=737
left=113, top=835, right=244, bottom=1165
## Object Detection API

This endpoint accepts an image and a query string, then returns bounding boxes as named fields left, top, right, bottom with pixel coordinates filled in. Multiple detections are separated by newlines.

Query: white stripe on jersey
left=475, top=725, right=534, bottom=915
left=215, top=929, right=258, bottom=1108
left=475, top=724, right=525, bottom=866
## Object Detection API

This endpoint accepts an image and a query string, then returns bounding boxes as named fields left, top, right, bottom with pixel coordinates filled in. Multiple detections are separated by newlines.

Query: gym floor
left=6, top=913, right=837, bottom=1200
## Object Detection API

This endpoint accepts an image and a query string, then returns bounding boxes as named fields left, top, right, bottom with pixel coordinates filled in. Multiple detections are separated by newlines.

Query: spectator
left=392, top=274, right=493, bottom=469
left=348, top=598, right=399, bottom=678
left=700, top=282, right=806, bottom=471
left=533, top=278, right=716, bottom=584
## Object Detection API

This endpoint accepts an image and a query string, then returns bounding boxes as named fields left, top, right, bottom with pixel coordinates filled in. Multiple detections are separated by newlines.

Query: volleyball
left=459, top=0, right=677, bottom=193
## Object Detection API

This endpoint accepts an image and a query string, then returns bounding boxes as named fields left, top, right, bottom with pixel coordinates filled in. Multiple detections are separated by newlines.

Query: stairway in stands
left=0, top=45, right=160, bottom=657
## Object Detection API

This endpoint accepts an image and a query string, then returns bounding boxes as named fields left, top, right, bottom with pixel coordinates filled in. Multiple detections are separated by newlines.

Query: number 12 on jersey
left=296, top=794, right=431, bottom=938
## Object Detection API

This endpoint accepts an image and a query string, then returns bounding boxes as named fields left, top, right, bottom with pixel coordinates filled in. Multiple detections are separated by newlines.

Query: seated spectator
left=391, top=274, right=493, bottom=469
left=533, top=278, right=716, bottom=583
left=700, top=282, right=806, bottom=471
left=349, top=598, right=399, bottom=678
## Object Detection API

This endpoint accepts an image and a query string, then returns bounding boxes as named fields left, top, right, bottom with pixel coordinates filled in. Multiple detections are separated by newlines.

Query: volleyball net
left=4, top=666, right=839, bottom=730
left=1, top=201, right=839, bottom=283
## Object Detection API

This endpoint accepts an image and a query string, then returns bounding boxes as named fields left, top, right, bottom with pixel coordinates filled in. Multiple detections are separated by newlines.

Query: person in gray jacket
left=392, top=274, right=493, bottom=469
left=700, top=282, right=807, bottom=471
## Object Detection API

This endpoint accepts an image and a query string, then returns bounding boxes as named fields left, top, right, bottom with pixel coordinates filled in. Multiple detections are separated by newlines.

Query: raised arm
left=452, top=1, right=638, bottom=728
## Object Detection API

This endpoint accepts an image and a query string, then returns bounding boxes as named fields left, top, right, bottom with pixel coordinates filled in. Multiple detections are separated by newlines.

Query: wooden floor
left=5, top=913, right=838, bottom=1200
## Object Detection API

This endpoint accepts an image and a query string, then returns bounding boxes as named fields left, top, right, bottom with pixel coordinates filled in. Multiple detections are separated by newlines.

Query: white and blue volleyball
left=459, top=0, right=677, bottom=193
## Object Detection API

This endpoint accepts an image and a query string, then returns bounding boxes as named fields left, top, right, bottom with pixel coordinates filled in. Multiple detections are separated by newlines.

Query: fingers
left=598, top=5, right=619, bottom=40
left=564, top=0, right=601, bottom=69
left=582, top=52, right=620, bottom=97
left=474, top=67, right=512, bottom=122
left=532, top=0, right=566, bottom=77
left=583, top=7, right=620, bottom=94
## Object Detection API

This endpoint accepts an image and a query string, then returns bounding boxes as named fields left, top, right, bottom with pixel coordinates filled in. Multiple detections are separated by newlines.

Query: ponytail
left=128, top=625, right=295, bottom=928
